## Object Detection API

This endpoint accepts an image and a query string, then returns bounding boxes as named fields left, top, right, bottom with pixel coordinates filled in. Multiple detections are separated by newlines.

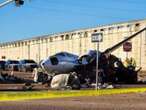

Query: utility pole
left=0, top=0, right=24, bottom=8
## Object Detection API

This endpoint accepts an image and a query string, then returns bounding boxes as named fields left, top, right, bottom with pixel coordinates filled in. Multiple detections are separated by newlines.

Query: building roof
left=0, top=18, right=146, bottom=46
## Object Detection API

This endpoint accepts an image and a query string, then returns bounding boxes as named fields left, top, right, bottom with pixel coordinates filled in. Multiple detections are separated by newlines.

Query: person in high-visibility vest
left=124, top=57, right=136, bottom=70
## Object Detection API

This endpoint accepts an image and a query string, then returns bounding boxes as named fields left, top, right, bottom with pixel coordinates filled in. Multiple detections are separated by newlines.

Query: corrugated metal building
left=0, top=19, right=146, bottom=71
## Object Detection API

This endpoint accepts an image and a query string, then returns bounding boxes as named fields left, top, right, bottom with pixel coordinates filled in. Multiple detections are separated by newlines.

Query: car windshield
left=24, top=60, right=36, bottom=63
left=9, top=61, right=19, bottom=64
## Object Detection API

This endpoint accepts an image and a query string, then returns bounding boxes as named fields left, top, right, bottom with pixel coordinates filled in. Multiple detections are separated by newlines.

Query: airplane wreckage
left=39, top=27, right=146, bottom=89
left=0, top=27, right=146, bottom=90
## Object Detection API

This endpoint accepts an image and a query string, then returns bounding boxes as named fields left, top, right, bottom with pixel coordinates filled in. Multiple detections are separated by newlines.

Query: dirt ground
left=0, top=92, right=146, bottom=110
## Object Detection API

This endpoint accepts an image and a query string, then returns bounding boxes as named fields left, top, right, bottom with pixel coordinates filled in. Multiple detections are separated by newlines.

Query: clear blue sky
left=0, top=0, right=146, bottom=43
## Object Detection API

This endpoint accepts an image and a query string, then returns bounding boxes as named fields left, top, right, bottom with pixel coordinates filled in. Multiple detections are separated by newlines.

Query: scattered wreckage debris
left=50, top=73, right=81, bottom=90
left=0, top=71, right=49, bottom=91
left=0, top=72, right=22, bottom=83
left=32, top=54, right=141, bottom=90
left=0, top=71, right=35, bottom=90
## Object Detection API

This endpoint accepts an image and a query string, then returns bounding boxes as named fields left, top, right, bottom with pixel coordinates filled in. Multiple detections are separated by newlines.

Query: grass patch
left=0, top=88, right=146, bottom=101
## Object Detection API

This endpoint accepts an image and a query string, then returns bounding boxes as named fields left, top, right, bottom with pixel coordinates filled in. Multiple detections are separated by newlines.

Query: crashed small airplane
left=40, top=27, right=146, bottom=89
left=41, top=52, right=79, bottom=74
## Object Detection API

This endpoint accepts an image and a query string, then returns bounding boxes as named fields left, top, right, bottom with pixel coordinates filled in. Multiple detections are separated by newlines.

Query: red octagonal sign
left=123, top=42, right=132, bottom=52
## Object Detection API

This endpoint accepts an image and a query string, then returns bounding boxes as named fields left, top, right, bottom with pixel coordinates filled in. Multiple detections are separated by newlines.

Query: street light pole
left=0, top=0, right=14, bottom=8
left=0, top=0, right=24, bottom=8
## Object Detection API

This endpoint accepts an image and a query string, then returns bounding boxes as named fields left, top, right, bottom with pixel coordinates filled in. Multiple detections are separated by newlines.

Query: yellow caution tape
left=0, top=87, right=146, bottom=101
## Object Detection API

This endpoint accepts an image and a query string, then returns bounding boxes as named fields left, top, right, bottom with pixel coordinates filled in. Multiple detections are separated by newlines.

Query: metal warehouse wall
left=0, top=19, right=146, bottom=70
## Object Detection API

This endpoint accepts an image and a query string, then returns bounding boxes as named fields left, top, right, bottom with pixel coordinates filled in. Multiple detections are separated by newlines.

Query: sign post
left=91, top=33, right=103, bottom=90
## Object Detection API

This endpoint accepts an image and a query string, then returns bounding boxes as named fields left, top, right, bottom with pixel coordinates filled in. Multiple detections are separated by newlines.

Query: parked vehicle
left=0, top=60, right=6, bottom=70
left=19, top=59, right=38, bottom=72
left=5, top=60, right=20, bottom=71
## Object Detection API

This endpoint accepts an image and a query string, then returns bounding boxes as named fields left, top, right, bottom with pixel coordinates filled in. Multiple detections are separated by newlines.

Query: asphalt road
left=0, top=92, right=146, bottom=110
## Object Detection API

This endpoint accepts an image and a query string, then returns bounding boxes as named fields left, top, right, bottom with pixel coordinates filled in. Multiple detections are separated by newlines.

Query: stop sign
left=123, top=42, right=132, bottom=52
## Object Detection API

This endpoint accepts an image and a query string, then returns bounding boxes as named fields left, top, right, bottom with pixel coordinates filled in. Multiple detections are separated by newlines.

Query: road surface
left=0, top=92, right=146, bottom=110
